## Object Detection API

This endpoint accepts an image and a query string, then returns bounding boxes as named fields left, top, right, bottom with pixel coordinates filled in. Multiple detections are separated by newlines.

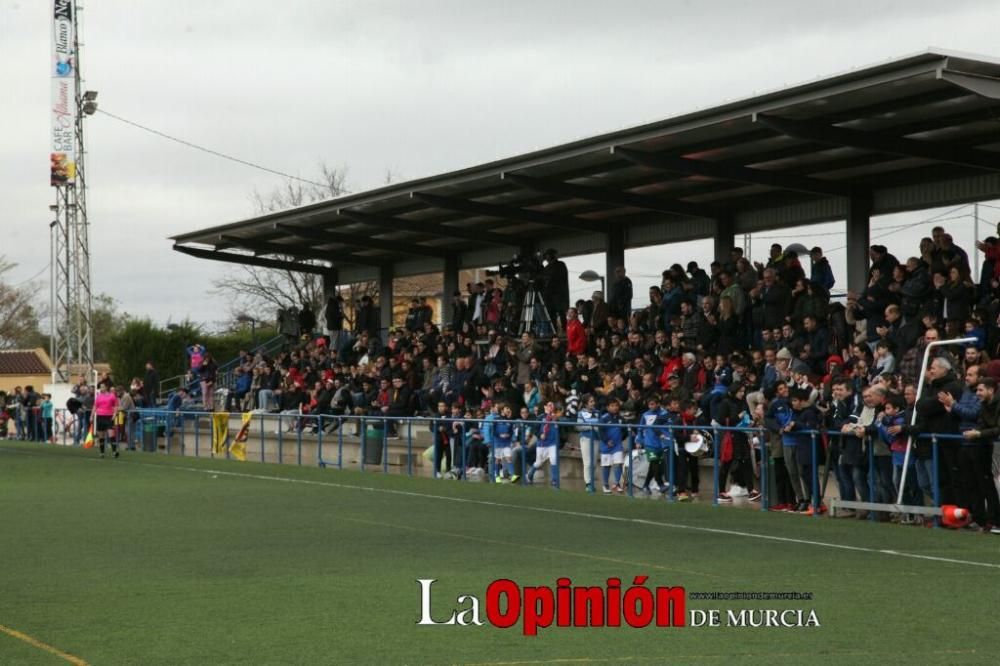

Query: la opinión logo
left=416, top=577, right=686, bottom=635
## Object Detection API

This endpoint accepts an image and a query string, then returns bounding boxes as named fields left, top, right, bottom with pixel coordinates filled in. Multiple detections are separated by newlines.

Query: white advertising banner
left=51, top=0, right=76, bottom=186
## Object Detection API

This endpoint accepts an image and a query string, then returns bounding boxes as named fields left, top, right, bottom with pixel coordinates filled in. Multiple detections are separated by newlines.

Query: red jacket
left=566, top=319, right=587, bottom=355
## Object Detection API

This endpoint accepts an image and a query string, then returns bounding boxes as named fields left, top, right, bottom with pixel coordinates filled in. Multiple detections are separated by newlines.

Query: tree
left=92, top=293, right=126, bottom=362
left=210, top=164, right=350, bottom=327
left=0, top=257, right=45, bottom=350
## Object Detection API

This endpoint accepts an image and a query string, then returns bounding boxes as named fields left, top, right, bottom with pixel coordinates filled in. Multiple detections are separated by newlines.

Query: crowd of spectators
left=69, top=228, right=1000, bottom=530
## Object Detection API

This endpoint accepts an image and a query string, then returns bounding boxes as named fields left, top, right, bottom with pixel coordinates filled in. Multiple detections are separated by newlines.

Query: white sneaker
left=729, top=485, right=748, bottom=498
left=602, top=485, right=611, bottom=494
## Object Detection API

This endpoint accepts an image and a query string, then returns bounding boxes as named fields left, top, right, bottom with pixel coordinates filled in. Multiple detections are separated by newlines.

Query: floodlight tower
left=49, top=0, right=95, bottom=384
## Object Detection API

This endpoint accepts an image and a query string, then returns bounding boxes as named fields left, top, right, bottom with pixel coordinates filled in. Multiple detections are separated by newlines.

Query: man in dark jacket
left=143, top=361, right=160, bottom=407
left=608, top=266, right=633, bottom=320
left=829, top=378, right=866, bottom=510
left=751, top=268, right=791, bottom=333
left=541, top=249, right=570, bottom=330
left=904, top=356, right=963, bottom=505
left=355, top=296, right=380, bottom=338
left=962, top=378, right=1000, bottom=532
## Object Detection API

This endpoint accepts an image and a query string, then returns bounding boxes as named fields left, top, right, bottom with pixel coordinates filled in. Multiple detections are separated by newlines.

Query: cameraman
left=541, top=248, right=569, bottom=330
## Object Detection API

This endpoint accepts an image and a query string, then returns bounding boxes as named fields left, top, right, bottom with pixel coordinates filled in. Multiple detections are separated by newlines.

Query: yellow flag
left=211, top=413, right=229, bottom=455
left=229, top=412, right=251, bottom=462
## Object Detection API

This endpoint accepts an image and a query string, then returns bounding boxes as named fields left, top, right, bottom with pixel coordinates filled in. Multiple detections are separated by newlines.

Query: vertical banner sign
left=51, top=0, right=76, bottom=186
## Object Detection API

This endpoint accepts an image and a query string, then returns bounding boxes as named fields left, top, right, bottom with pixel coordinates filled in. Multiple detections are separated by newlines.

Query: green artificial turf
left=1, top=441, right=998, bottom=665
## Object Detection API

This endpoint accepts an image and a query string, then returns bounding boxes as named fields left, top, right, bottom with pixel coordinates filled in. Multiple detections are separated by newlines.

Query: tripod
left=519, top=286, right=554, bottom=337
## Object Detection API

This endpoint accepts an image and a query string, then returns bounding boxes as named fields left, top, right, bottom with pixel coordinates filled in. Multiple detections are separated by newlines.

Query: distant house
left=0, top=350, right=113, bottom=393
left=0, top=349, right=53, bottom=394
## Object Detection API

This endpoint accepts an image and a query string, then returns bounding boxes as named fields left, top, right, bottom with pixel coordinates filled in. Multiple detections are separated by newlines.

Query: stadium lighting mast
left=50, top=0, right=96, bottom=386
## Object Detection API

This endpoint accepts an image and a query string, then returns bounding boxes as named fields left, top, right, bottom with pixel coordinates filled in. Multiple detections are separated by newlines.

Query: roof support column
left=846, top=197, right=872, bottom=295
left=442, top=254, right=459, bottom=326
left=604, top=225, right=625, bottom=299
left=378, top=264, right=394, bottom=343
left=714, top=216, right=735, bottom=264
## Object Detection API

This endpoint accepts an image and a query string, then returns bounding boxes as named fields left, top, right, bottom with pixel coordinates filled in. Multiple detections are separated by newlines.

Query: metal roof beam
left=755, top=113, right=1000, bottom=172
left=501, top=172, right=722, bottom=219
left=411, top=192, right=610, bottom=234
left=173, top=245, right=333, bottom=275
left=337, top=209, right=519, bottom=246
left=275, top=223, right=451, bottom=259
left=613, top=147, right=857, bottom=198
left=218, top=235, right=387, bottom=267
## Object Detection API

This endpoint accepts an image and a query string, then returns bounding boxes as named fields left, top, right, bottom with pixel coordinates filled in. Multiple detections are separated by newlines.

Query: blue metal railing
left=33, top=409, right=955, bottom=526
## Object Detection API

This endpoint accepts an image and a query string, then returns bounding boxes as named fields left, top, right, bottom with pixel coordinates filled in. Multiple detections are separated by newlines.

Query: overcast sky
left=3, top=0, right=1000, bottom=329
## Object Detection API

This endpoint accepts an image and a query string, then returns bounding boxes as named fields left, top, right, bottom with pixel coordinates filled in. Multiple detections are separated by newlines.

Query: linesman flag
left=83, top=420, right=95, bottom=449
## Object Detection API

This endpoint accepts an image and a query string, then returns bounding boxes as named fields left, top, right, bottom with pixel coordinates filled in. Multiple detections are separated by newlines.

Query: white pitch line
left=131, top=457, right=1000, bottom=571
left=5, top=446, right=1000, bottom=571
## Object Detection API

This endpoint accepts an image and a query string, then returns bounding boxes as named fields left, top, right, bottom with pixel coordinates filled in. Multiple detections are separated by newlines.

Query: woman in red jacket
left=565, top=308, right=587, bottom=356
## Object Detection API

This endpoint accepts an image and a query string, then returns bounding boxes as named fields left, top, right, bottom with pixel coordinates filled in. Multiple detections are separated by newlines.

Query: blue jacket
left=235, top=373, right=252, bottom=394
left=952, top=388, right=982, bottom=437
left=764, top=397, right=793, bottom=443
left=638, top=407, right=673, bottom=452
left=538, top=416, right=560, bottom=448
left=811, top=258, right=835, bottom=291
left=598, top=412, right=625, bottom=454
left=482, top=412, right=497, bottom=445
left=787, top=405, right=821, bottom=465
left=494, top=420, right=513, bottom=447
left=577, top=408, right=601, bottom=442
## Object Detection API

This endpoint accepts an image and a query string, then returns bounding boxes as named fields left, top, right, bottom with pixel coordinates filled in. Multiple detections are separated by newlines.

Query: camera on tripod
left=485, top=252, right=544, bottom=284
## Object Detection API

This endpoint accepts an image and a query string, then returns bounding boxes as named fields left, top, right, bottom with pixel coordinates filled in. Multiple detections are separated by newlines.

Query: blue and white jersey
left=638, top=408, right=673, bottom=452
left=598, top=412, right=625, bottom=454
left=577, top=408, right=600, bottom=442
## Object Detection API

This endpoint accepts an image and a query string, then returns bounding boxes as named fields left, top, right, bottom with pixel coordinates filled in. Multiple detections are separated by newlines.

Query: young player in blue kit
left=599, top=398, right=626, bottom=494
left=493, top=404, right=515, bottom=483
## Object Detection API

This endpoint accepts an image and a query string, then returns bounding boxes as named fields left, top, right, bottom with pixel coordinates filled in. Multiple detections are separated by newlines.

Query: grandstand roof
left=172, top=49, right=1000, bottom=282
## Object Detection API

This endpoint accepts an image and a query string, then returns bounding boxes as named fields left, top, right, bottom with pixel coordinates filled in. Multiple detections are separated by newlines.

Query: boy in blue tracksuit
left=639, top=396, right=674, bottom=496
left=599, top=399, right=626, bottom=494
left=786, top=390, right=820, bottom=513
left=493, top=404, right=515, bottom=483
left=527, top=402, right=560, bottom=486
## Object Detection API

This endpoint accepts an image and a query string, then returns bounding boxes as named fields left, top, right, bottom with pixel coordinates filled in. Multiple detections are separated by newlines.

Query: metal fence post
left=296, top=416, right=303, bottom=466
left=867, top=435, right=876, bottom=522
left=627, top=435, right=634, bottom=498
left=259, top=413, right=265, bottom=464
left=460, top=422, right=467, bottom=480
left=712, top=426, right=720, bottom=507
left=277, top=415, right=284, bottom=465
left=360, top=416, right=366, bottom=473
left=317, top=415, right=324, bottom=467
left=407, top=420, right=413, bottom=477
left=810, top=432, right=819, bottom=517
left=194, top=413, right=200, bottom=458
left=383, top=421, right=389, bottom=475
left=553, top=432, right=560, bottom=490
left=666, top=425, right=675, bottom=503
left=932, top=435, right=941, bottom=528
left=337, top=418, right=344, bottom=469
left=519, top=426, right=527, bottom=486
left=759, top=428, right=769, bottom=512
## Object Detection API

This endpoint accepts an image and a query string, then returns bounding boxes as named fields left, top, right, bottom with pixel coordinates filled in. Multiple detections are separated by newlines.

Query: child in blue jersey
left=493, top=404, right=516, bottom=483
left=527, top=401, right=560, bottom=486
left=878, top=394, right=919, bottom=512
left=599, top=398, right=626, bottom=494
left=639, top=396, right=674, bottom=496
